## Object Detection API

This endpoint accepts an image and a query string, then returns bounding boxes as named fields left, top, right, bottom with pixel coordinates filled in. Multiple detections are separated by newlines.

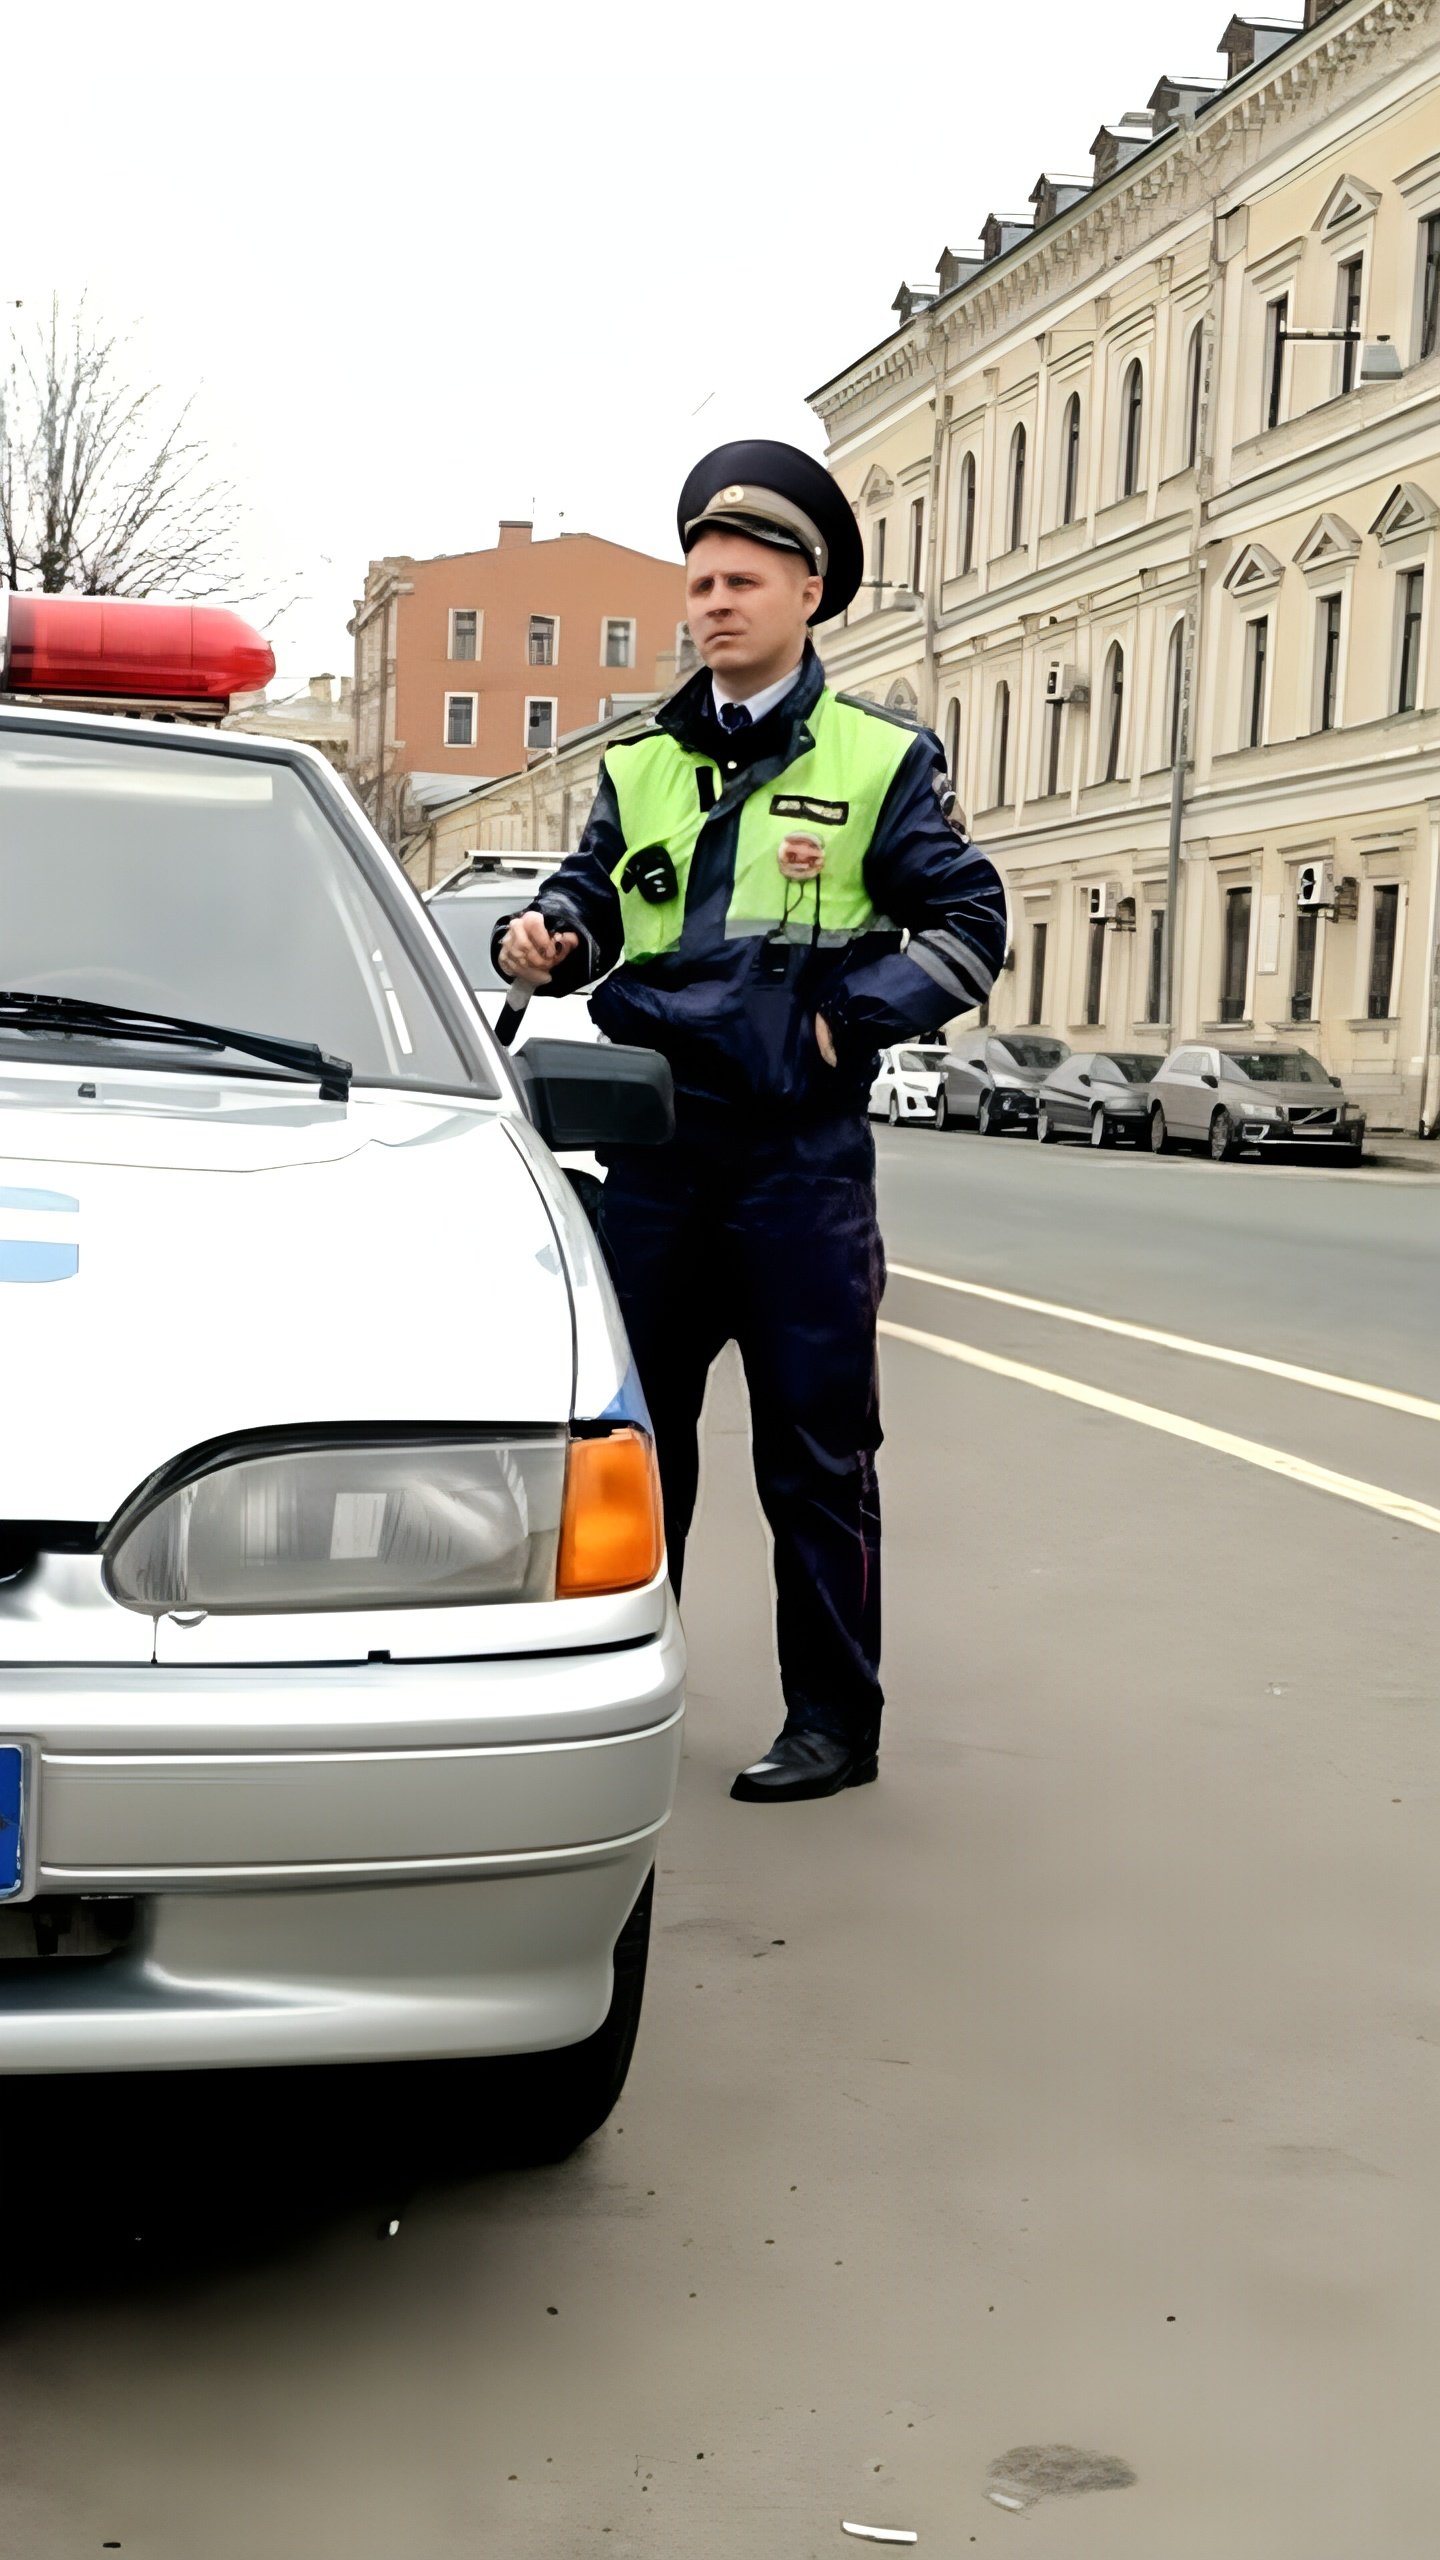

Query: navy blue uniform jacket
left=500, top=645, right=1008, bottom=1122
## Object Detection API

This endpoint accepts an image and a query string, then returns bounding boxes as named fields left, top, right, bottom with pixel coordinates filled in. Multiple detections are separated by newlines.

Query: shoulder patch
left=834, top=688, right=928, bottom=734
left=932, top=767, right=971, bottom=840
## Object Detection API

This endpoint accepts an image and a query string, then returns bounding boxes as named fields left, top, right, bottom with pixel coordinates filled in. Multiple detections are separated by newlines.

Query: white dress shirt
left=710, top=662, right=805, bottom=726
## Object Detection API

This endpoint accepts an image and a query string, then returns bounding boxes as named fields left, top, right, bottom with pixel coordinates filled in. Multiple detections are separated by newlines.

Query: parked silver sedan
left=1148, top=1043, right=1366, bottom=1163
left=936, top=1032, right=1071, bottom=1135
left=1036, top=1051, right=1164, bottom=1148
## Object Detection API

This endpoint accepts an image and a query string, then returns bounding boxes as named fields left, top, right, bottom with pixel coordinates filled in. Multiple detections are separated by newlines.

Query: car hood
left=0, top=1072, right=571, bottom=1521
left=1229, top=1080, right=1346, bottom=1109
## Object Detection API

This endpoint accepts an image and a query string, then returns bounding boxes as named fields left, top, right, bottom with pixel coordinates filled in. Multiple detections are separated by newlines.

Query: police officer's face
left=685, top=533, right=823, bottom=690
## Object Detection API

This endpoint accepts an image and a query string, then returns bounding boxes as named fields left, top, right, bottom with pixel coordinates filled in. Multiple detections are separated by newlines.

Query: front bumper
left=0, top=1609, right=685, bottom=2072
left=991, top=1088, right=1039, bottom=1129
left=1240, top=1115, right=1365, bottom=1148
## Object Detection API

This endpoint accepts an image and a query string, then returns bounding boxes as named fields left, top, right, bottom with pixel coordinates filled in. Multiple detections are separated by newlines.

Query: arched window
left=1184, top=324, right=1204, bottom=469
left=1061, top=393, right=1082, bottom=526
left=958, top=452, right=977, bottom=576
left=1103, top=643, right=1126, bottom=782
left=1121, top=360, right=1145, bottom=499
left=1165, top=620, right=1185, bottom=766
left=1008, top=424, right=1028, bottom=551
left=945, top=695, right=962, bottom=782
left=992, top=681, right=1012, bottom=806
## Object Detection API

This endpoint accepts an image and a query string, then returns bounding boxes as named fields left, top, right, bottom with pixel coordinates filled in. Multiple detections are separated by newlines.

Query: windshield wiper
left=0, top=991, right=352, bottom=1100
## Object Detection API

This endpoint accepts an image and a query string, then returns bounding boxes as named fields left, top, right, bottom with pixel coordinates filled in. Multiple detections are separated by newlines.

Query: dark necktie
left=719, top=701, right=752, bottom=732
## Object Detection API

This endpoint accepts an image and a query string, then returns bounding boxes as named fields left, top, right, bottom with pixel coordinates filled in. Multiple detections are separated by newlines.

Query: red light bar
left=1, top=594, right=275, bottom=705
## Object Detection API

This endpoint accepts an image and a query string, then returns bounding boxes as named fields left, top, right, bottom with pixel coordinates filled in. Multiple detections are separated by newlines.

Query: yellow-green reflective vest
left=603, top=689, right=915, bottom=964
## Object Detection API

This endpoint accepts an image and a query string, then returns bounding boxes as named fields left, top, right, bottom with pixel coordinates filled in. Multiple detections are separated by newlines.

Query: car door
left=1170, top=1048, right=1210, bottom=1138
left=871, top=1051, right=896, bottom=1117
left=950, top=1040, right=985, bottom=1120
left=1051, top=1060, right=1085, bottom=1129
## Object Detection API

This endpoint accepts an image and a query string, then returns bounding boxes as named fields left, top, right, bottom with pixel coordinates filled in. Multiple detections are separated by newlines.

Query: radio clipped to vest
left=620, top=843, right=679, bottom=905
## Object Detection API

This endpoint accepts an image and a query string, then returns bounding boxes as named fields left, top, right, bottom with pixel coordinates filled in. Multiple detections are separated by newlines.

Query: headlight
left=104, top=1429, right=663, bottom=1614
left=1244, top=1099, right=1282, bottom=1120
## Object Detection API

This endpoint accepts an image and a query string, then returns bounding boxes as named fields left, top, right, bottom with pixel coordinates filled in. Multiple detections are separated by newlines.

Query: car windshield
left=0, top=729, right=475, bottom=1091
left=1106, top=1054, right=1165, bottom=1084
left=428, top=897, right=515, bottom=992
left=1220, top=1049, right=1332, bottom=1085
left=898, top=1049, right=944, bottom=1075
left=994, top=1037, right=1068, bottom=1072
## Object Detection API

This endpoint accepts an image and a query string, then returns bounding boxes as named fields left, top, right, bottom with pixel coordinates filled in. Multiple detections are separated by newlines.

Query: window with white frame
left=1164, top=620, right=1185, bottom=767
left=444, top=692, right=477, bottom=748
left=1101, top=642, right=1126, bottom=782
left=1120, top=360, right=1145, bottom=498
left=1082, top=909, right=1106, bottom=1027
left=1315, top=592, right=1344, bottom=731
left=991, top=681, right=1012, bottom=806
left=448, top=608, right=480, bottom=661
left=1219, top=884, right=1253, bottom=1022
left=1422, top=212, right=1440, bottom=363
left=1396, top=567, right=1426, bottom=712
left=602, top=616, right=636, bottom=669
left=1368, top=883, right=1402, bottom=1018
left=944, top=696, right=962, bottom=786
left=1263, top=295, right=1289, bottom=431
left=909, top=495, right=925, bottom=593
left=1291, top=902, right=1319, bottom=1023
left=1060, top=394, right=1082, bottom=526
left=957, top=453, right=978, bottom=575
left=1244, top=615, right=1270, bottom=748
left=1336, top=256, right=1365, bottom=395
left=1006, top=424, right=1028, bottom=551
left=528, top=615, right=557, bottom=667
left=525, top=696, right=557, bottom=753
left=1183, top=323, right=1204, bottom=468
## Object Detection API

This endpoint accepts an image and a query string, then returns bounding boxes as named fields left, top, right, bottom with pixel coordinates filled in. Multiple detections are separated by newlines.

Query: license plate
left=0, top=1745, right=29, bottom=1901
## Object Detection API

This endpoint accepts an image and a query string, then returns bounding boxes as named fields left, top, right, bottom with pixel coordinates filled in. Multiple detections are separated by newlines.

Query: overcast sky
left=5, top=0, right=1239, bottom=686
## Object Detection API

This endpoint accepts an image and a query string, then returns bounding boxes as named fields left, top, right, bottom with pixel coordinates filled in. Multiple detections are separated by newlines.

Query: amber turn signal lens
left=556, top=1429, right=664, bottom=1598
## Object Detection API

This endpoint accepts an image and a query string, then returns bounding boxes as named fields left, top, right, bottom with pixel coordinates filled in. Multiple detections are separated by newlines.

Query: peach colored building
left=350, top=523, right=687, bottom=844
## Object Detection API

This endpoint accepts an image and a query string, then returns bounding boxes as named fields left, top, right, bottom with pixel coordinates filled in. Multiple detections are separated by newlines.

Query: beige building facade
left=811, top=0, right=1440, bottom=1130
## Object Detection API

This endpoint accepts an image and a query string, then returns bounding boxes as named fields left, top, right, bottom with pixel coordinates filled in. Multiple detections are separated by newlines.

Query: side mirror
left=1330, top=1076, right=1343, bottom=1089
left=1078, top=1072, right=1091, bottom=1087
left=512, top=1037, right=675, bottom=1151
left=1201, top=1071, right=1219, bottom=1089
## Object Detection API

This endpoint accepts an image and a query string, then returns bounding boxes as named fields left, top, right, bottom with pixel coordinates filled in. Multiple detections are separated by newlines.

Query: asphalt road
left=4, top=1124, right=1440, bottom=2558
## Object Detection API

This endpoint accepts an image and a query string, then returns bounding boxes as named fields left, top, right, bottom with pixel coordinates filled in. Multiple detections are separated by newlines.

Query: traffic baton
left=496, top=982, right=531, bottom=1049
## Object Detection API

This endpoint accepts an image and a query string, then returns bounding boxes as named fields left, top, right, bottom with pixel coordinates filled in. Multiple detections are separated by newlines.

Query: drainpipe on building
left=1418, top=795, right=1440, bottom=1136
left=1164, top=192, right=1226, bottom=1034
left=921, top=324, right=951, bottom=733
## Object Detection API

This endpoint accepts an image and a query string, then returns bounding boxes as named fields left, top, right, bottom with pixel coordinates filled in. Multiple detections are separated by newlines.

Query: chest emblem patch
left=770, top=795, right=849, bottom=826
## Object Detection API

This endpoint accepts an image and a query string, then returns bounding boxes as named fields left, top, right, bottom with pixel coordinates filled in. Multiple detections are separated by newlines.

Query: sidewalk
left=1367, top=1133, right=1440, bottom=1173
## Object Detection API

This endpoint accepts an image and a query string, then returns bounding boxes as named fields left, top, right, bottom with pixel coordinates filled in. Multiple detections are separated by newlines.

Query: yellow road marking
left=878, top=1319, right=1440, bottom=1539
left=887, top=1263, right=1440, bottom=1427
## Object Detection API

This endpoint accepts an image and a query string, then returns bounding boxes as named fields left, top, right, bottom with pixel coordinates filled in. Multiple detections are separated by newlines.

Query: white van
left=0, top=598, right=683, bottom=2162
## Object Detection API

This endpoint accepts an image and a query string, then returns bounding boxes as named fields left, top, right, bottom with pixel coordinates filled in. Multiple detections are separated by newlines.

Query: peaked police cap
left=678, top=439, right=864, bottom=624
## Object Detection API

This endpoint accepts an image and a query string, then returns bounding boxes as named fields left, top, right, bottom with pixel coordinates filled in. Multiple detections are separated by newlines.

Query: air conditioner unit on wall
left=1045, top=660, right=1089, bottom=705
left=1087, top=879, right=1122, bottom=922
left=1296, top=858, right=1335, bottom=910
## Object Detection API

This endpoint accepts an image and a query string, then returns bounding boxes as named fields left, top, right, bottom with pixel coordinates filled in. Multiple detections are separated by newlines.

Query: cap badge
left=721, top=484, right=747, bottom=503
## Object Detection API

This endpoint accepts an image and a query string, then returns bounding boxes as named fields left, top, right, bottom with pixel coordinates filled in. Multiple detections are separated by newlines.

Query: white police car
left=0, top=595, right=682, bottom=2161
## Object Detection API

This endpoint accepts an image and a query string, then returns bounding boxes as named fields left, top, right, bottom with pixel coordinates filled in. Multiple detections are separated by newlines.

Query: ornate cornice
left=812, top=0, right=1437, bottom=435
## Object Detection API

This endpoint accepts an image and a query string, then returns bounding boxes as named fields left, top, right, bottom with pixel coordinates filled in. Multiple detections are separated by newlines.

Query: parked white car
left=868, top=1042, right=950, bottom=1127
left=427, top=862, right=602, bottom=1052
left=0, top=604, right=682, bottom=2163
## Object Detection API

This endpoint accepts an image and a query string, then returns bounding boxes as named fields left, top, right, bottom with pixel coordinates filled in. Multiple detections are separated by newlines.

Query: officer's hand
left=499, top=913, right=579, bottom=987
left=815, top=1013, right=838, bottom=1068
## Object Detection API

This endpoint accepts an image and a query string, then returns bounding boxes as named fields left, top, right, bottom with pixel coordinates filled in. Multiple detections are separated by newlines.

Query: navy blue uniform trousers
left=598, top=1105, right=886, bottom=1743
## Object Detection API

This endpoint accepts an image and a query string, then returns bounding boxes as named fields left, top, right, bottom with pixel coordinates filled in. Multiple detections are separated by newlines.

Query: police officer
left=497, top=440, right=1006, bottom=1803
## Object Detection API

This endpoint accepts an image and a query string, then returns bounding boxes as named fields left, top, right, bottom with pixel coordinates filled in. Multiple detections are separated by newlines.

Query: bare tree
left=0, top=296, right=240, bottom=598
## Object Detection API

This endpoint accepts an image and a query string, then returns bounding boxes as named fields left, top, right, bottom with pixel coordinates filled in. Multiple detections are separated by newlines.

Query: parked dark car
left=1036, top=1051, right=1165, bottom=1148
left=936, top=1032, right=1071, bottom=1135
